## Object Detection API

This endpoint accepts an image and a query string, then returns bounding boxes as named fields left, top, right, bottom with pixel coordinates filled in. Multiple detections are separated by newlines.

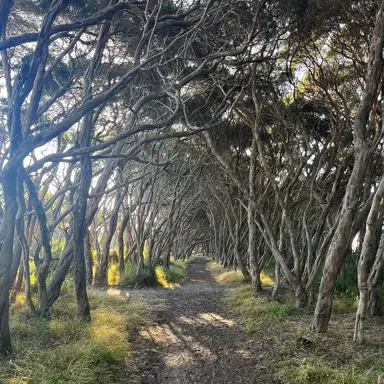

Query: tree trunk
left=15, top=178, right=34, bottom=312
left=354, top=176, right=384, bottom=343
left=118, top=212, right=130, bottom=278
left=74, top=16, right=112, bottom=316
left=248, top=203, right=261, bottom=292
left=73, top=151, right=92, bottom=320
left=312, top=1, right=384, bottom=333
left=368, top=231, right=384, bottom=317
left=0, top=167, right=18, bottom=355
left=273, top=215, right=285, bottom=299
left=22, top=170, right=52, bottom=315
left=234, top=223, right=250, bottom=280
left=47, top=238, right=74, bottom=307
left=84, top=230, right=93, bottom=286
left=248, top=132, right=262, bottom=292
left=94, top=189, right=123, bottom=288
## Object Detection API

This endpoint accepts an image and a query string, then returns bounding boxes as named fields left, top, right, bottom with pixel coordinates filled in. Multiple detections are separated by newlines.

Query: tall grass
left=1, top=292, right=145, bottom=384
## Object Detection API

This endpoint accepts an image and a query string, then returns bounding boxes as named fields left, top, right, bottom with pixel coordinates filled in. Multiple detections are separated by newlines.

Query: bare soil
left=125, top=256, right=277, bottom=384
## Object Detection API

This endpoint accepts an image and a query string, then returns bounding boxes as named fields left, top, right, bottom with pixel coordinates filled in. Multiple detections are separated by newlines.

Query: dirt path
left=126, top=256, right=276, bottom=384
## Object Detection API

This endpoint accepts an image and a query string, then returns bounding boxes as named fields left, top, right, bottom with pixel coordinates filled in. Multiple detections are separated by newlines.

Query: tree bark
left=368, top=241, right=384, bottom=317
left=94, top=189, right=124, bottom=288
left=312, top=151, right=370, bottom=332
left=84, top=230, right=93, bottom=286
left=313, top=0, right=384, bottom=332
left=248, top=133, right=262, bottom=292
left=0, top=166, right=18, bottom=355
left=21, top=170, right=52, bottom=315
left=354, top=176, right=384, bottom=343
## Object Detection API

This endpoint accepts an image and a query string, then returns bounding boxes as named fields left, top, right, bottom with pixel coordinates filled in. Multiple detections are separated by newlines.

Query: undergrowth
left=0, top=292, right=146, bottom=384
left=120, top=260, right=187, bottom=288
left=228, top=285, right=294, bottom=333
left=210, top=260, right=384, bottom=384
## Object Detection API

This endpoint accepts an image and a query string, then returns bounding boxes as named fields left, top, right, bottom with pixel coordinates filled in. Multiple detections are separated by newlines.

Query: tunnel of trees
left=0, top=0, right=384, bottom=357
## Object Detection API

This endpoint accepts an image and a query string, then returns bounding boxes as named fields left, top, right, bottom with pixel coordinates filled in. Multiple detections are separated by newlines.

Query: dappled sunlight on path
left=126, top=256, right=276, bottom=384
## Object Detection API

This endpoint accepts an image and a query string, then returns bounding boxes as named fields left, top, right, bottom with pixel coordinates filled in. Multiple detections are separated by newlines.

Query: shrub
left=165, top=260, right=187, bottom=283
left=107, top=262, right=120, bottom=286
left=120, top=262, right=157, bottom=287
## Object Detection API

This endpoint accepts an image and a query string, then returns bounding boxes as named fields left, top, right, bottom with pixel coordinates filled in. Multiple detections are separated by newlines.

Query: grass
left=1, top=291, right=146, bottom=384
left=228, top=284, right=294, bottom=333
left=207, top=261, right=275, bottom=287
left=276, top=312, right=384, bottom=384
left=228, top=284, right=384, bottom=383
left=210, top=261, right=384, bottom=384
left=166, top=260, right=188, bottom=283
left=279, top=354, right=384, bottom=384
left=155, top=260, right=188, bottom=287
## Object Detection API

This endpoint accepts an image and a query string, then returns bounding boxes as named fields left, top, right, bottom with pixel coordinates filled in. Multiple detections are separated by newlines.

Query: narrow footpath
left=126, top=256, right=276, bottom=384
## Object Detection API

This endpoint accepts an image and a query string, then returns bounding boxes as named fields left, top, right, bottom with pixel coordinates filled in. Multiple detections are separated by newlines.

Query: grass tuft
left=278, top=354, right=384, bottom=384
left=228, top=285, right=293, bottom=333
left=1, top=292, right=145, bottom=384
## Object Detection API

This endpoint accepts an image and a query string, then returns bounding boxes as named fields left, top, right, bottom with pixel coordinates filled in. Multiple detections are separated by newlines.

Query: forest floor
left=3, top=257, right=383, bottom=383
left=124, top=255, right=275, bottom=384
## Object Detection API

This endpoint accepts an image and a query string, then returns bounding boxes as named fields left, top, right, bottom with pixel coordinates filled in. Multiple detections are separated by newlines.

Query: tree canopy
left=0, top=0, right=384, bottom=362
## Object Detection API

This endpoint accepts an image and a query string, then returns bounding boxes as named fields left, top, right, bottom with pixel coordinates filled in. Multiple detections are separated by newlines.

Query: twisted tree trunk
left=313, top=0, right=384, bottom=332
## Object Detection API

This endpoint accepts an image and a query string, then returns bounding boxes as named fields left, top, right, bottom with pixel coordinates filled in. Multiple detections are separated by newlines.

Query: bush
left=165, top=260, right=187, bottom=283
left=107, top=262, right=120, bottom=286
left=120, top=262, right=157, bottom=287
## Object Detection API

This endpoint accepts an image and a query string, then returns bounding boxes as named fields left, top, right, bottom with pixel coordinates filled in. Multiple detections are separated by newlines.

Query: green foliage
left=332, top=295, right=358, bottom=314
left=120, top=262, right=157, bottom=287
left=335, top=255, right=359, bottom=297
left=228, top=285, right=293, bottom=333
left=39, top=0, right=98, bottom=17
left=1, top=293, right=144, bottom=384
left=165, top=260, right=187, bottom=283
left=51, top=238, right=66, bottom=259
left=120, top=260, right=187, bottom=288
left=207, top=261, right=275, bottom=287
left=108, top=262, right=120, bottom=286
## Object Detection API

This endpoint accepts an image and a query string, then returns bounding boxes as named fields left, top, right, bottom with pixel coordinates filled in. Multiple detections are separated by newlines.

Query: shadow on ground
left=126, top=256, right=277, bottom=384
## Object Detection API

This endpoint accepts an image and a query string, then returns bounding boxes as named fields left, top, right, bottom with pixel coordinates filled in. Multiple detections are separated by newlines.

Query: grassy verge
left=207, top=261, right=274, bottom=286
left=1, top=292, right=146, bottom=384
left=209, top=261, right=384, bottom=384
left=228, top=284, right=294, bottom=333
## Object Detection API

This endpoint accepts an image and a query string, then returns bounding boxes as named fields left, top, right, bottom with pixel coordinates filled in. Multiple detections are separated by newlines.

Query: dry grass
left=209, top=261, right=384, bottom=383
left=277, top=313, right=384, bottom=384
left=207, top=261, right=275, bottom=287
left=0, top=292, right=146, bottom=384
left=224, top=282, right=384, bottom=384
